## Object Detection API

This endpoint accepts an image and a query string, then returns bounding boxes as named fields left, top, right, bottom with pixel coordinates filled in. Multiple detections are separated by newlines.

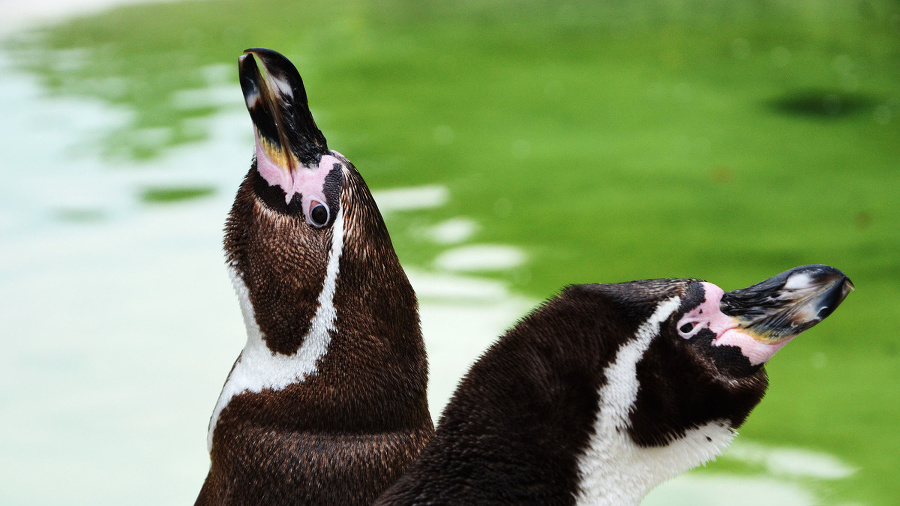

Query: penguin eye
left=309, top=203, right=329, bottom=228
left=677, top=316, right=705, bottom=339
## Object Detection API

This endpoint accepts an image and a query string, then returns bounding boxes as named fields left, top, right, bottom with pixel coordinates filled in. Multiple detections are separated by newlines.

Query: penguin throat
left=574, top=297, right=736, bottom=506
left=254, top=133, right=336, bottom=211
left=206, top=208, right=345, bottom=452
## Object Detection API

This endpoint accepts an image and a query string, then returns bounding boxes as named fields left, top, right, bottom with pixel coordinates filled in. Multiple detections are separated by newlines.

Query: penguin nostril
left=310, top=204, right=329, bottom=227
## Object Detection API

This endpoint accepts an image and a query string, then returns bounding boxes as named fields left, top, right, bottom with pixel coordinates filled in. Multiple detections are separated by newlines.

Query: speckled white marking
left=243, top=91, right=259, bottom=110
left=267, top=72, right=293, bottom=100
left=783, top=272, right=815, bottom=291
left=206, top=208, right=344, bottom=451
left=574, top=297, right=737, bottom=506
left=780, top=271, right=830, bottom=323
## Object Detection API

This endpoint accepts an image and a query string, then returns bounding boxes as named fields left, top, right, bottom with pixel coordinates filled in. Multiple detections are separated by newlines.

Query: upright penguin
left=196, top=48, right=433, bottom=505
left=377, top=265, right=852, bottom=505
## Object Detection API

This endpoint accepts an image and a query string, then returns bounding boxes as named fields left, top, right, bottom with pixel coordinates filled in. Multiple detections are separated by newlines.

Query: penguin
left=195, top=48, right=433, bottom=505
left=375, top=264, right=853, bottom=506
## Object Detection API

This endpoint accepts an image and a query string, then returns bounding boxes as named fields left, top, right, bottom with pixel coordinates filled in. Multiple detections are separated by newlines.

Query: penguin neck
left=573, top=297, right=737, bottom=505
left=207, top=208, right=346, bottom=450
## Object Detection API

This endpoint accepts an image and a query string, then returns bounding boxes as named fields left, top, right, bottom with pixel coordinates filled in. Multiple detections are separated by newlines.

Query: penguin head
left=240, top=48, right=348, bottom=229
left=375, top=266, right=852, bottom=505
left=237, top=47, right=338, bottom=228
left=203, top=50, right=432, bottom=499
left=224, top=48, right=410, bottom=357
left=601, top=265, right=854, bottom=447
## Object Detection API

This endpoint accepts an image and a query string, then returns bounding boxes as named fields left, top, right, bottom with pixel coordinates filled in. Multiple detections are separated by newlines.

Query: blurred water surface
left=1, top=1, right=897, bottom=504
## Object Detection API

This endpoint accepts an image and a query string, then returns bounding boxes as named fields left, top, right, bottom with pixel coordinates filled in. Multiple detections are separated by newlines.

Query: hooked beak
left=238, top=47, right=328, bottom=169
left=721, top=264, right=854, bottom=345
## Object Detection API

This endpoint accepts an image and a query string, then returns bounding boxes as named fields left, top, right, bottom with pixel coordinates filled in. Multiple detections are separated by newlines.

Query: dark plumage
left=378, top=268, right=852, bottom=505
left=196, top=47, right=853, bottom=506
left=196, top=49, right=432, bottom=505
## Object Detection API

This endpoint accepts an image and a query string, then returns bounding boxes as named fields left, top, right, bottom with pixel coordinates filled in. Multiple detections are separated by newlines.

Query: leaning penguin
left=377, top=265, right=852, bottom=505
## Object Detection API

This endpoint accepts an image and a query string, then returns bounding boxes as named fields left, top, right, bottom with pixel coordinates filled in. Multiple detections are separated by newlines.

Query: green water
left=6, top=0, right=898, bottom=503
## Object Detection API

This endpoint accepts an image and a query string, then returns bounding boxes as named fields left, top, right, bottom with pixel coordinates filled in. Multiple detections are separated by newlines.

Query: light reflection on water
left=0, top=28, right=855, bottom=506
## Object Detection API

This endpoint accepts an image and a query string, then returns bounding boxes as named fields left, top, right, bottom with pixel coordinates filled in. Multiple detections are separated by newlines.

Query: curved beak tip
left=242, top=48, right=268, bottom=59
left=722, top=264, right=853, bottom=344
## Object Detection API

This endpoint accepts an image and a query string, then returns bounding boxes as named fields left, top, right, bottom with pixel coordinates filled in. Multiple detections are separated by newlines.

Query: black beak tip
left=816, top=278, right=852, bottom=320
left=785, top=264, right=852, bottom=291
left=786, top=264, right=854, bottom=323
left=236, top=47, right=328, bottom=165
left=238, top=47, right=312, bottom=112
left=242, top=48, right=301, bottom=79
left=722, top=264, right=853, bottom=340
left=244, top=47, right=281, bottom=58
left=238, top=52, right=258, bottom=81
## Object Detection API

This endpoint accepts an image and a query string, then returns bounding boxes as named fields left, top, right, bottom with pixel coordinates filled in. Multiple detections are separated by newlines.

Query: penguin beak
left=720, top=264, right=854, bottom=345
left=238, top=47, right=328, bottom=170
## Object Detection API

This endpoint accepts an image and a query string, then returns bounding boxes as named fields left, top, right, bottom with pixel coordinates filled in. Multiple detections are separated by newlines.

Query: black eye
left=680, top=323, right=694, bottom=334
left=310, top=204, right=329, bottom=227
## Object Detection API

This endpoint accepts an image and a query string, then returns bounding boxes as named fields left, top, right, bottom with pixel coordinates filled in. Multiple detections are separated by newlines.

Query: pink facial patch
left=677, top=282, right=788, bottom=366
left=293, top=154, right=339, bottom=223
left=254, top=134, right=340, bottom=225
